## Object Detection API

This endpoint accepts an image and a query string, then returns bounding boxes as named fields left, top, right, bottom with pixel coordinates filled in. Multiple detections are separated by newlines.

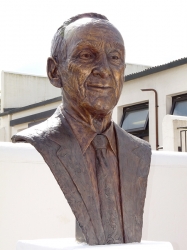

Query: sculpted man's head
left=47, top=13, right=125, bottom=119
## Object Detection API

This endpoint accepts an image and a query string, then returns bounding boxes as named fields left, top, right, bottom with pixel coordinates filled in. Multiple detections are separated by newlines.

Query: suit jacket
left=12, top=105, right=151, bottom=245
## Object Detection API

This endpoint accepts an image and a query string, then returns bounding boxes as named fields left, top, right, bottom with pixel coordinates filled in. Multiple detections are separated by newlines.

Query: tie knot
left=92, top=134, right=108, bottom=150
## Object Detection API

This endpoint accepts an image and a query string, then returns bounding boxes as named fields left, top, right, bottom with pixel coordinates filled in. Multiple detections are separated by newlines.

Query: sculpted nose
left=92, top=58, right=111, bottom=78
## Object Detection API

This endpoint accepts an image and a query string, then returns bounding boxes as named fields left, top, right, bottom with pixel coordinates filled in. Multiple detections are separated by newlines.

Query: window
left=121, top=103, right=149, bottom=138
left=171, top=94, right=187, bottom=116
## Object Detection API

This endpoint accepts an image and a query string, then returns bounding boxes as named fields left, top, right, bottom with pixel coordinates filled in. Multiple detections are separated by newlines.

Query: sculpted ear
left=47, top=57, right=63, bottom=88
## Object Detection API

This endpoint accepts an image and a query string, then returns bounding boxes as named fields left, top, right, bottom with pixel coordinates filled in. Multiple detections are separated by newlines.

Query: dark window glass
left=173, top=100, right=187, bottom=116
left=121, top=103, right=149, bottom=139
left=122, top=108, right=148, bottom=131
left=171, top=94, right=187, bottom=117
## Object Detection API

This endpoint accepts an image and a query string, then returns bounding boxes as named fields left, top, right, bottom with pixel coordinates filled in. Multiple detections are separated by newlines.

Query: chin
left=80, top=92, right=117, bottom=115
left=82, top=102, right=115, bottom=116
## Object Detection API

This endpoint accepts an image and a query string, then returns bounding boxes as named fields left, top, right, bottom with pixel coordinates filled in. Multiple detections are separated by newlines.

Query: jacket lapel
left=48, top=109, right=105, bottom=244
left=114, top=123, right=141, bottom=243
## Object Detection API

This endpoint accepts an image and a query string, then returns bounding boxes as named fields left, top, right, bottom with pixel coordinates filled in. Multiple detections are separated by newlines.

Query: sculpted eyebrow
left=71, top=41, right=124, bottom=56
left=107, top=42, right=124, bottom=51
left=73, top=41, right=98, bottom=52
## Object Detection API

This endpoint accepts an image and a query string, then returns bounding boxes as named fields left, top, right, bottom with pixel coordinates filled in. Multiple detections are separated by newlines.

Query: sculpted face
left=55, top=18, right=125, bottom=116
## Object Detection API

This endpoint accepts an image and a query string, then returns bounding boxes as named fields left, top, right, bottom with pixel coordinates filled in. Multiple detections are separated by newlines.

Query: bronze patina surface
left=12, top=13, right=151, bottom=245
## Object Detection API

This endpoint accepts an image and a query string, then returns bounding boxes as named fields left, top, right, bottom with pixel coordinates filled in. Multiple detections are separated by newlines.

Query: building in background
left=1, top=59, right=187, bottom=152
left=113, top=57, right=187, bottom=151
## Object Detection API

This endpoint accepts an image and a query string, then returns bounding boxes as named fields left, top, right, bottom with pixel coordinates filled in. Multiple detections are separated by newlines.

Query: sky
left=0, top=0, right=187, bottom=76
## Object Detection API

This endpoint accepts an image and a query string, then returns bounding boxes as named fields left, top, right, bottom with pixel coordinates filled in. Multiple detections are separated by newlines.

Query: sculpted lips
left=86, top=81, right=114, bottom=90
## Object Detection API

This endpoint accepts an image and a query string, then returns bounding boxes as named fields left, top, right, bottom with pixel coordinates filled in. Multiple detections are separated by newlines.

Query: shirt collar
left=62, top=109, right=117, bottom=155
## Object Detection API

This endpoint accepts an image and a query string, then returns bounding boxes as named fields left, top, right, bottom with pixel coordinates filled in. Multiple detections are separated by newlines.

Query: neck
left=63, top=103, right=112, bottom=133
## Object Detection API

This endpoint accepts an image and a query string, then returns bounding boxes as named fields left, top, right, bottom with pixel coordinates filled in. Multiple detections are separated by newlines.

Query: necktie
left=92, top=134, right=123, bottom=244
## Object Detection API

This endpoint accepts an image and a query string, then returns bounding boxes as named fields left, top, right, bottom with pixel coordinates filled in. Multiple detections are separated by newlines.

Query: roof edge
left=125, top=57, right=187, bottom=81
left=1, top=70, right=47, bottom=78
left=0, top=96, right=62, bottom=117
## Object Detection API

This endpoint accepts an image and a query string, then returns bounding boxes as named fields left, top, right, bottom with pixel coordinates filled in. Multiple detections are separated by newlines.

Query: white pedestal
left=16, top=238, right=173, bottom=250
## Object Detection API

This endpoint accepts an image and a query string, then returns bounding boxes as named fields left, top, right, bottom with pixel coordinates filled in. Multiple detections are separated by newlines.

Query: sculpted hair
left=51, top=13, right=108, bottom=63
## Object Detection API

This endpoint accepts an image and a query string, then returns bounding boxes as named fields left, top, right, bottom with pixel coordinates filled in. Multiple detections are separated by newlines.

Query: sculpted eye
left=79, top=50, right=95, bottom=60
left=108, top=51, right=122, bottom=65
left=112, top=55, right=119, bottom=60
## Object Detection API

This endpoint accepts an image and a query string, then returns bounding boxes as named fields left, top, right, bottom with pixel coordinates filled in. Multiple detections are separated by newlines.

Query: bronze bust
left=12, top=13, right=151, bottom=245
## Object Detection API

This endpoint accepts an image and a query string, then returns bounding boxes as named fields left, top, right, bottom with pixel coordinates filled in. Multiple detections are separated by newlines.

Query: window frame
left=120, top=102, right=149, bottom=138
left=170, top=93, right=187, bottom=116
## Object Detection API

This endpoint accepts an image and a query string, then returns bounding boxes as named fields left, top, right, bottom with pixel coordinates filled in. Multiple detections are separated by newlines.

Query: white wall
left=142, top=151, right=187, bottom=250
left=162, top=115, right=187, bottom=151
left=0, top=126, right=5, bottom=141
left=0, top=143, right=75, bottom=250
left=1, top=71, right=61, bottom=111
left=125, top=63, right=150, bottom=75
left=1, top=143, right=187, bottom=250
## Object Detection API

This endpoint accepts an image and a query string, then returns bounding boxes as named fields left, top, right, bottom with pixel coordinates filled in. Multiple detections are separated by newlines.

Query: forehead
left=64, top=18, right=124, bottom=50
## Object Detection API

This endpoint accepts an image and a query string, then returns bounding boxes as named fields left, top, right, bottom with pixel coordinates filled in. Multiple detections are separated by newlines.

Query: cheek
left=68, top=61, right=93, bottom=85
left=62, top=61, right=93, bottom=98
left=112, top=67, right=124, bottom=90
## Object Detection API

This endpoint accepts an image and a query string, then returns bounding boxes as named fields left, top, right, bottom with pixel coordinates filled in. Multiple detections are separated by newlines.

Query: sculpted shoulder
left=11, top=106, right=63, bottom=145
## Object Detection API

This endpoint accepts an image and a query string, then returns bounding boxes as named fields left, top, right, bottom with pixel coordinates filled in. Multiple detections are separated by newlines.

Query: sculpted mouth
left=86, top=82, right=113, bottom=89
